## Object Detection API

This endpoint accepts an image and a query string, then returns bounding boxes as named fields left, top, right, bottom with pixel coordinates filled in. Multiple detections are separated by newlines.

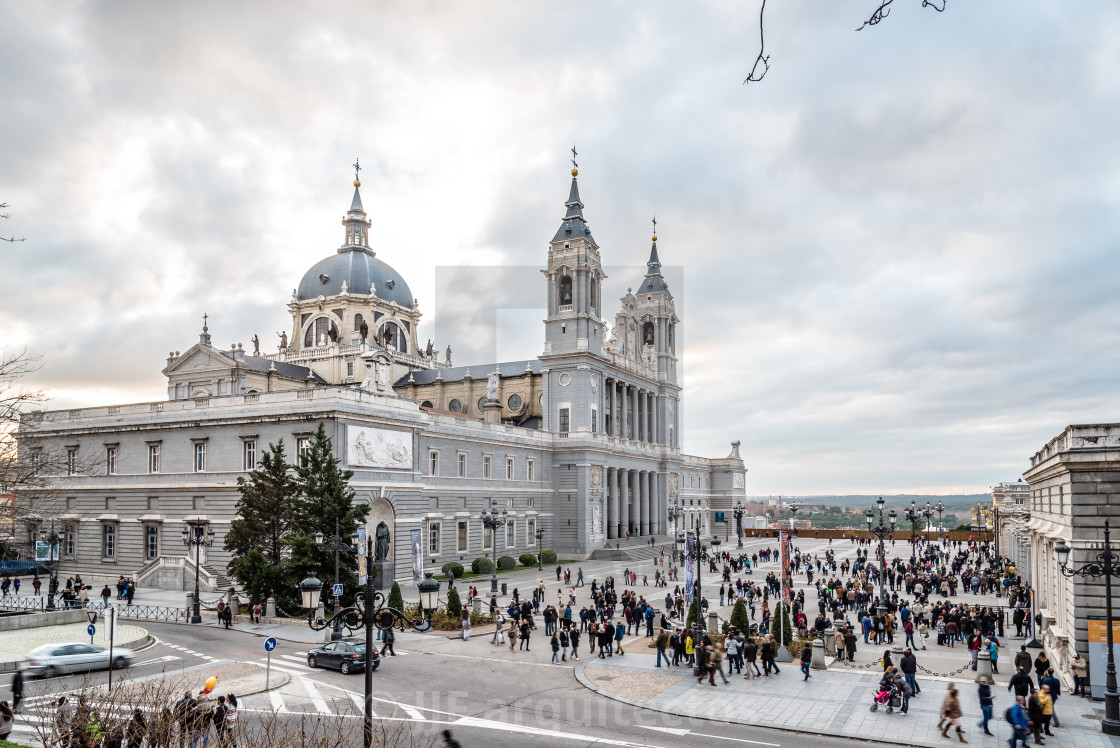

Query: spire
left=642, top=219, right=669, bottom=293
left=551, top=147, right=596, bottom=244
left=341, top=158, right=373, bottom=254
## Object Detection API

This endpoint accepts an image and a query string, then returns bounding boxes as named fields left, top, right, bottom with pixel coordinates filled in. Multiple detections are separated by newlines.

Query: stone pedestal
left=472, top=597, right=483, bottom=613
left=230, top=596, right=240, bottom=616
left=823, top=628, right=837, bottom=656
left=482, top=399, right=502, bottom=424
left=707, top=611, right=719, bottom=634
left=811, top=637, right=827, bottom=670
left=975, top=649, right=993, bottom=683
left=371, top=561, right=394, bottom=592
left=265, top=597, right=276, bottom=619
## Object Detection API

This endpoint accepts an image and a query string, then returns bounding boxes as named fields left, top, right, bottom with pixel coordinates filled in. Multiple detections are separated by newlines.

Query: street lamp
left=711, top=536, right=722, bottom=565
left=789, top=503, right=799, bottom=533
left=934, top=501, right=946, bottom=545
left=181, top=524, right=216, bottom=624
left=37, top=524, right=63, bottom=611
left=480, top=502, right=507, bottom=595
left=667, top=501, right=682, bottom=536
left=536, top=526, right=545, bottom=570
left=315, top=518, right=354, bottom=641
left=865, top=497, right=896, bottom=618
left=1056, top=521, right=1120, bottom=736
left=302, top=531, right=436, bottom=748
left=733, top=500, right=745, bottom=548
left=674, top=533, right=685, bottom=566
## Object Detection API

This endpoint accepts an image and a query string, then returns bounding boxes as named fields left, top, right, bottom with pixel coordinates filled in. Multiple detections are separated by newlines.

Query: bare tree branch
left=743, top=0, right=770, bottom=85
left=0, top=202, right=26, bottom=242
left=858, top=0, right=946, bottom=31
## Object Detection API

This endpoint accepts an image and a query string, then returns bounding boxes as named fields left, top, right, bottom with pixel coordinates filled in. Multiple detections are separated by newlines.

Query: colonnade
left=604, top=377, right=661, bottom=443
left=605, top=467, right=665, bottom=540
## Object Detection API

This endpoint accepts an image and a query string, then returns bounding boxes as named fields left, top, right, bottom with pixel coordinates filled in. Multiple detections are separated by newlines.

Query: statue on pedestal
left=374, top=521, right=391, bottom=562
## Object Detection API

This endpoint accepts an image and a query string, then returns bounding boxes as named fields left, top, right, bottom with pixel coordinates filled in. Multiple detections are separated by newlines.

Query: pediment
left=162, top=345, right=237, bottom=377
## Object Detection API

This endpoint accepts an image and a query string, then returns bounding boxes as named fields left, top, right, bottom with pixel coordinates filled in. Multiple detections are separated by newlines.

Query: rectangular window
left=429, top=451, right=439, bottom=476
left=146, top=526, right=159, bottom=560
left=148, top=444, right=160, bottom=473
left=243, top=440, right=256, bottom=471
left=428, top=522, right=440, bottom=555
left=527, top=497, right=534, bottom=508
left=506, top=521, right=515, bottom=548
left=67, top=449, right=77, bottom=476
left=194, top=443, right=206, bottom=472
left=457, top=520, right=468, bottom=553
left=106, top=447, right=117, bottom=475
left=458, top=453, right=467, bottom=477
left=297, top=438, right=310, bottom=468
left=483, top=456, right=491, bottom=479
left=483, top=525, right=493, bottom=551
left=347, top=362, right=354, bottom=377
left=103, top=525, right=116, bottom=559
left=591, top=406, right=598, bottom=433
left=527, top=459, right=535, bottom=482
left=527, top=518, right=536, bottom=545
left=64, top=527, right=75, bottom=557
left=506, top=457, right=515, bottom=480
left=559, top=408, right=570, bottom=434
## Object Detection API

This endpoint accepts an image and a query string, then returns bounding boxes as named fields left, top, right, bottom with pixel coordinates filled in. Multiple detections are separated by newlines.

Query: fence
left=0, top=595, right=84, bottom=612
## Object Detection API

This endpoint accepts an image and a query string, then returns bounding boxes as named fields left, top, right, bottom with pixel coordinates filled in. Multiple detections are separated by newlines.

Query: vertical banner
left=780, top=531, right=792, bottom=602
left=357, top=527, right=368, bottom=585
left=411, top=528, right=423, bottom=588
left=684, top=531, right=697, bottom=603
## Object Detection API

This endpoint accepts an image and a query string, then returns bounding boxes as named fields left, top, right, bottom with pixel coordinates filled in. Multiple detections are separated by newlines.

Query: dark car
left=307, top=639, right=379, bottom=674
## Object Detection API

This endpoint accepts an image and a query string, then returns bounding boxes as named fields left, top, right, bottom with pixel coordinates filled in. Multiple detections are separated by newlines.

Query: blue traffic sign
left=264, top=637, right=277, bottom=652
left=87, top=624, right=96, bottom=636
left=333, top=583, right=344, bottom=597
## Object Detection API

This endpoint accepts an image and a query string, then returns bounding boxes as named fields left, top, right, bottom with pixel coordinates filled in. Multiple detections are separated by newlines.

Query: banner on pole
left=410, top=528, right=423, bottom=588
left=684, top=531, right=697, bottom=603
left=357, top=527, right=368, bottom=585
left=780, top=531, right=792, bottom=602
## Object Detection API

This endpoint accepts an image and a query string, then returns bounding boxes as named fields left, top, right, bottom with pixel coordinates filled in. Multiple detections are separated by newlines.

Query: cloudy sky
left=2, top=1, right=1118, bottom=495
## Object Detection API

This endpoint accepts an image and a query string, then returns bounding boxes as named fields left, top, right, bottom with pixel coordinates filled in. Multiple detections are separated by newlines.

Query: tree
left=0, top=203, right=26, bottom=243
left=388, top=581, right=404, bottom=612
left=224, top=440, right=298, bottom=606
left=730, top=599, right=750, bottom=633
left=685, top=600, right=699, bottom=629
left=771, top=600, right=794, bottom=647
left=446, top=587, right=462, bottom=619
left=287, top=423, right=369, bottom=606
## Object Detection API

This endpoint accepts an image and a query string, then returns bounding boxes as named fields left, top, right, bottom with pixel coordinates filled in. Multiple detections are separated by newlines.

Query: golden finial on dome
left=571, top=168, right=578, bottom=177
left=652, top=235, right=657, bottom=242
left=352, top=157, right=362, bottom=188
left=354, top=179, right=361, bottom=187
left=652, top=215, right=657, bottom=243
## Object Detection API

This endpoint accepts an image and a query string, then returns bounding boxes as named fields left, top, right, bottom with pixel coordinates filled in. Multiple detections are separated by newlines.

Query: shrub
left=471, top=557, right=494, bottom=574
left=685, top=601, right=699, bottom=628
left=729, top=599, right=750, bottom=633
left=540, top=549, right=558, bottom=564
left=771, top=601, right=794, bottom=647
left=497, top=555, right=517, bottom=571
left=441, top=561, right=465, bottom=579
left=387, top=581, right=404, bottom=612
left=446, top=587, right=462, bottom=619
left=519, top=553, right=538, bottom=567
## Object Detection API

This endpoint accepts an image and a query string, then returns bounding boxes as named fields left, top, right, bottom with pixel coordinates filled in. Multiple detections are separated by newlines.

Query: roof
left=551, top=176, right=596, bottom=244
left=395, top=360, right=541, bottom=387
left=639, top=240, right=669, bottom=293
left=242, top=356, right=329, bottom=383
left=297, top=249, right=414, bottom=307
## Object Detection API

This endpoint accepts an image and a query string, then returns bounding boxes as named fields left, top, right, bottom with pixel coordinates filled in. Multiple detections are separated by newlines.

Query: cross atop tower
left=571, top=145, right=578, bottom=170
left=353, top=157, right=361, bottom=182
left=652, top=215, right=657, bottom=236
left=202, top=312, right=209, bottom=331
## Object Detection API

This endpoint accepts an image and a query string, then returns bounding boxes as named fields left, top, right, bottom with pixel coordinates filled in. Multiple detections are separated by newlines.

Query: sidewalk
left=574, top=651, right=1120, bottom=748
left=0, top=621, right=150, bottom=671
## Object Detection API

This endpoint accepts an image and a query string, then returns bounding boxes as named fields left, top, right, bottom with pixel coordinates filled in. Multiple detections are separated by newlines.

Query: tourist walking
left=799, top=642, right=812, bottom=681
left=1007, top=696, right=1030, bottom=748
left=939, top=685, right=966, bottom=743
left=976, top=677, right=993, bottom=735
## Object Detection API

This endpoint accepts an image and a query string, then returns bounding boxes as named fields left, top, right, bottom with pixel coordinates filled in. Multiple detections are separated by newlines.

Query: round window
left=558, top=372, right=571, bottom=387
left=478, top=397, right=487, bottom=413
left=539, top=394, right=544, bottom=407
left=421, top=401, right=433, bottom=409
left=448, top=399, right=463, bottom=413
left=507, top=394, right=523, bottom=411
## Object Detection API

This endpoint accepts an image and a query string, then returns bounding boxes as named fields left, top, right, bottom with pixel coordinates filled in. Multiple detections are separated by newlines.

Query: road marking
left=300, top=677, right=331, bottom=714
left=348, top=692, right=374, bottom=716
left=269, top=691, right=286, bottom=712
left=280, top=655, right=308, bottom=664
left=400, top=705, right=425, bottom=720
left=135, top=655, right=182, bottom=666
left=253, top=662, right=313, bottom=677
left=639, top=726, right=778, bottom=746
left=639, top=727, right=688, bottom=736
left=268, top=656, right=313, bottom=670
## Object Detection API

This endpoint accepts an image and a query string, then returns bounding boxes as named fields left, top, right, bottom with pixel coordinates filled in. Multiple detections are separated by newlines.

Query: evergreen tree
left=685, top=600, right=699, bottom=628
left=730, top=598, right=750, bottom=633
left=388, top=581, right=404, bottom=611
left=771, top=601, right=793, bottom=647
left=225, top=441, right=298, bottom=606
left=446, top=587, right=462, bottom=618
left=288, top=423, right=369, bottom=607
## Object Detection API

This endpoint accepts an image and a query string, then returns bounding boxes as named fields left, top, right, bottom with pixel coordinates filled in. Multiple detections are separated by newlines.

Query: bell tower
left=632, top=227, right=679, bottom=386
left=542, top=154, right=606, bottom=358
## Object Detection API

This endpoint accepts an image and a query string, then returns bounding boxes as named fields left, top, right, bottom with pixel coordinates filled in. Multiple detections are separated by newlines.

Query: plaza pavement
left=0, top=621, right=150, bottom=671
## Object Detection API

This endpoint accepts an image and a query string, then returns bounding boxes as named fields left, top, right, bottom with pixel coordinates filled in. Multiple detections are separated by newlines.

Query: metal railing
left=110, top=603, right=190, bottom=623
left=0, top=595, right=84, bottom=611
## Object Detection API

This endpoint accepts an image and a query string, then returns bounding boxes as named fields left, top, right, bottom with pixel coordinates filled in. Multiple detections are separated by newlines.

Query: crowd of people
left=41, top=690, right=239, bottom=748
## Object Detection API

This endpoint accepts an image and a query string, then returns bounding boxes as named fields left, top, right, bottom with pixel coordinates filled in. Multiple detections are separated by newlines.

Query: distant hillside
left=748, top=494, right=991, bottom=510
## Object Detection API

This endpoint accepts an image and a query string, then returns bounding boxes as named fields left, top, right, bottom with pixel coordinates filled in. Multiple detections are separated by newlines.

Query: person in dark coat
left=10, top=667, right=23, bottom=712
left=1027, top=687, right=1045, bottom=745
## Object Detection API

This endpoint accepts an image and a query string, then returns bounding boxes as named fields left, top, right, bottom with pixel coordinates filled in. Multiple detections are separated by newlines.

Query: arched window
left=377, top=321, right=408, bottom=353
left=304, top=317, right=338, bottom=347
left=558, top=275, right=573, bottom=307
left=421, top=401, right=434, bottom=409
left=353, top=313, right=365, bottom=332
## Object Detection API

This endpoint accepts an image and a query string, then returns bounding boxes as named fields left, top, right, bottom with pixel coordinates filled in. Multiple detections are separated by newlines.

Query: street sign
left=333, top=583, right=344, bottom=597
left=264, top=636, right=277, bottom=693
left=87, top=611, right=97, bottom=625
left=264, top=637, right=277, bottom=652
left=87, top=624, right=96, bottom=636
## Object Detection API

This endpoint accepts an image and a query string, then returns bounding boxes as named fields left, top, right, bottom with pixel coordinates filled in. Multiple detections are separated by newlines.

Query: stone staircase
left=589, top=537, right=666, bottom=563
left=202, top=563, right=234, bottom=591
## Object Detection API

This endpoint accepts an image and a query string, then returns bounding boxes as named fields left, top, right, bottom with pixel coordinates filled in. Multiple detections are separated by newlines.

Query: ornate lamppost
left=789, top=503, right=799, bottom=534
left=1056, top=523, right=1120, bottom=735
left=480, top=502, right=507, bottom=595
left=733, top=500, right=745, bottom=548
left=667, top=501, right=682, bottom=536
left=905, top=501, right=923, bottom=552
left=315, top=518, right=354, bottom=641
left=865, top=497, right=896, bottom=618
left=181, top=524, right=215, bottom=624
left=38, top=523, right=63, bottom=611
left=301, top=532, right=437, bottom=748
left=536, top=526, right=545, bottom=570
left=934, top=501, right=946, bottom=545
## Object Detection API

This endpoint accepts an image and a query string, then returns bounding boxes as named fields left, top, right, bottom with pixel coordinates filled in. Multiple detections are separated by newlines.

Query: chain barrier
left=831, top=656, right=974, bottom=677
left=832, top=658, right=883, bottom=670
left=916, top=661, right=975, bottom=677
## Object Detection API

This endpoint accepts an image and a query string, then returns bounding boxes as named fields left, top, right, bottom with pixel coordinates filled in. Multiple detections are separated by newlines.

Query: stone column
left=651, top=393, right=659, bottom=444
left=620, top=383, right=629, bottom=440
left=650, top=472, right=661, bottom=535
left=632, top=386, right=640, bottom=442
left=607, top=468, right=618, bottom=540
left=631, top=470, right=642, bottom=537
left=640, top=470, right=650, bottom=535
left=619, top=469, right=630, bottom=540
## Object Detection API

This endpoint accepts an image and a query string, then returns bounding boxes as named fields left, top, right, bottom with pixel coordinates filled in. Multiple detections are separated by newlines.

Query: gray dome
left=297, top=249, right=414, bottom=308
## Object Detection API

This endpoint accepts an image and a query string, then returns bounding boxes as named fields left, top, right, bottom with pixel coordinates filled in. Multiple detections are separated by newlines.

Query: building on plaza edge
left=15, top=165, right=747, bottom=592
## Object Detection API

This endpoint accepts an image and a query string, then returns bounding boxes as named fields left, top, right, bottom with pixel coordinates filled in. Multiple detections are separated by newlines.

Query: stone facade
left=14, top=167, right=746, bottom=591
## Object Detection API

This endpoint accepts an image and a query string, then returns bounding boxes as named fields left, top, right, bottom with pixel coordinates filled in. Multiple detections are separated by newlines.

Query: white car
left=25, top=641, right=134, bottom=678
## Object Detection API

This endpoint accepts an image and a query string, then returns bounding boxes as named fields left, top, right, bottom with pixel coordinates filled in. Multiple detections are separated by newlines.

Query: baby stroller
left=870, top=683, right=901, bottom=713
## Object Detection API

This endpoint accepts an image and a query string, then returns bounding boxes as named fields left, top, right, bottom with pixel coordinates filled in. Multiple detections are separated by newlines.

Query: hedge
left=540, top=549, right=558, bottom=564
left=518, top=553, right=538, bottom=567
left=497, top=555, right=517, bottom=571
left=441, top=561, right=465, bottom=579
left=471, top=557, right=494, bottom=574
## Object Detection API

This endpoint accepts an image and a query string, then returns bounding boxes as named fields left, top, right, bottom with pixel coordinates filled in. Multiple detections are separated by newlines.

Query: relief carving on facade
left=733, top=473, right=744, bottom=489
left=592, top=503, right=602, bottom=535
left=348, top=426, right=412, bottom=469
left=590, top=465, right=604, bottom=495
left=668, top=472, right=678, bottom=497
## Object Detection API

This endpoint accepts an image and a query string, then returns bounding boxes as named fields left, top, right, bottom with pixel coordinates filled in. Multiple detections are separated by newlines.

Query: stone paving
left=0, top=621, right=149, bottom=664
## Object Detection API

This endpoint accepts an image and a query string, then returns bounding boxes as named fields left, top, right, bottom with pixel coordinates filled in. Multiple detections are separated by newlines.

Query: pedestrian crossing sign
left=333, top=583, right=344, bottom=597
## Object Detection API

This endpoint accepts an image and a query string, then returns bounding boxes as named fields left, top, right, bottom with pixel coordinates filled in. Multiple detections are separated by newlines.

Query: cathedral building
left=16, top=165, right=747, bottom=591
